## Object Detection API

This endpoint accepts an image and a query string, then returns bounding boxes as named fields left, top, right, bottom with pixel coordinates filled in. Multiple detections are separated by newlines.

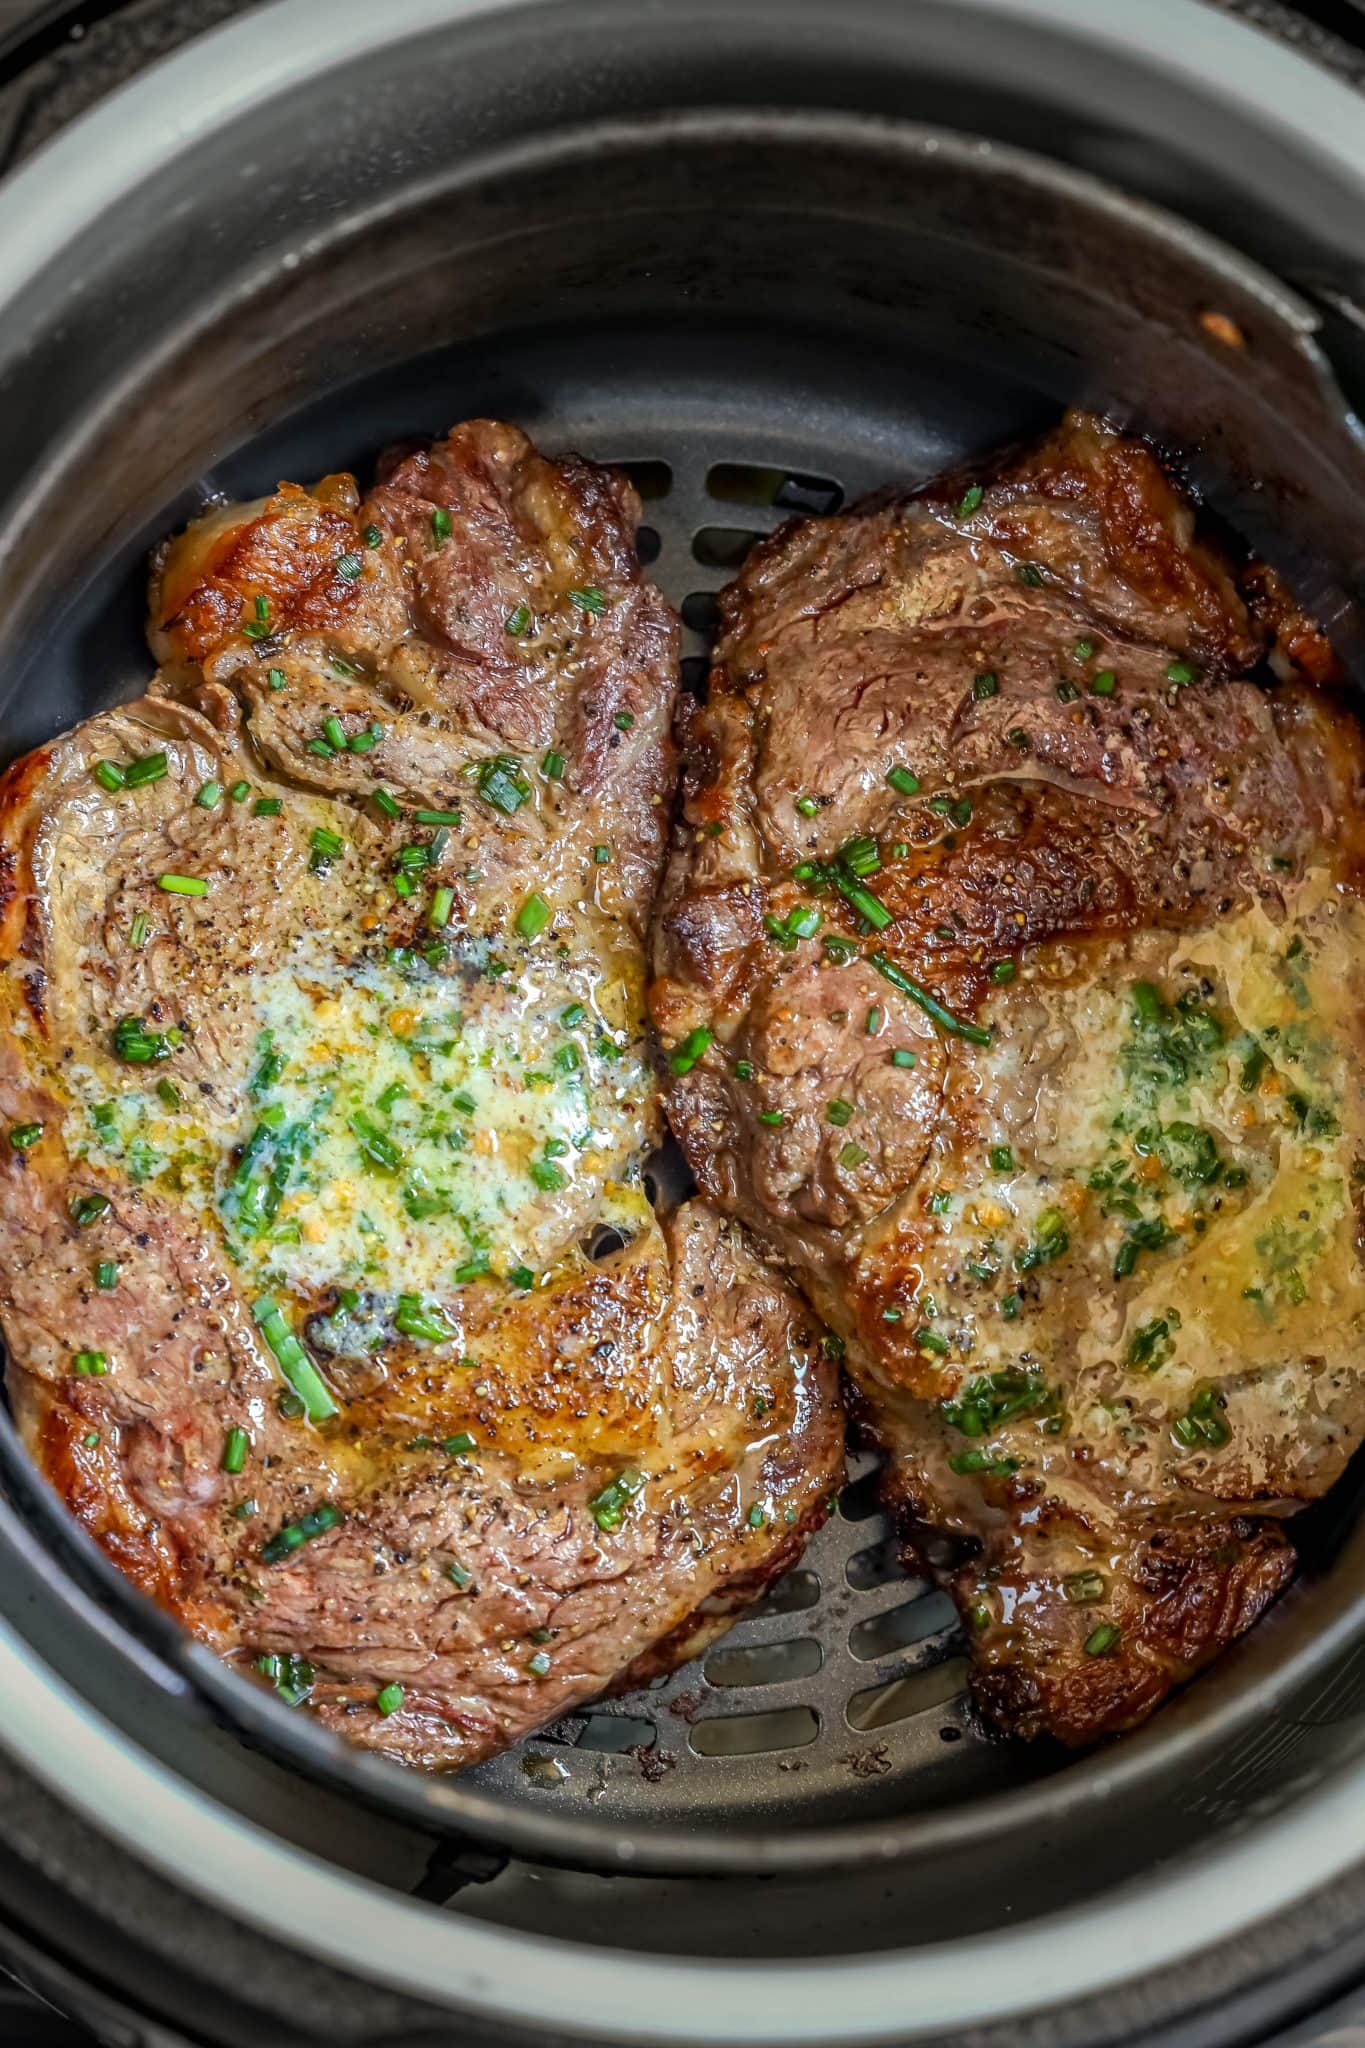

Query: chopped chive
left=335, top=552, right=363, bottom=581
left=795, top=794, right=821, bottom=816
left=569, top=586, right=606, bottom=614
left=826, top=1098, right=855, bottom=1126
left=323, top=714, right=347, bottom=751
left=869, top=953, right=991, bottom=1046
left=1089, top=669, right=1117, bottom=696
left=592, top=844, right=611, bottom=865
left=526, top=1649, right=552, bottom=1677
left=1055, top=678, right=1079, bottom=703
left=93, top=759, right=126, bottom=792
left=395, top=1293, right=456, bottom=1344
left=94, top=1260, right=119, bottom=1291
left=886, top=765, right=920, bottom=796
left=73, top=1350, right=108, bottom=1376
left=471, top=753, right=530, bottom=815
left=865, top=1006, right=882, bottom=1034
left=955, top=484, right=984, bottom=519
left=1165, top=658, right=1198, bottom=685
left=509, top=1265, right=535, bottom=1289
left=972, top=671, right=999, bottom=701
left=392, top=872, right=415, bottom=899
left=369, top=787, right=401, bottom=820
left=758, top=1109, right=784, bottom=1127
left=83, top=1431, right=100, bottom=1449
left=560, top=1002, right=586, bottom=1027
left=785, top=905, right=821, bottom=940
left=157, top=874, right=209, bottom=896
left=989, top=959, right=1017, bottom=984
left=613, top=710, right=634, bottom=731
left=363, top=523, right=383, bottom=549
left=1016, top=562, right=1045, bottom=587
left=260, top=1500, right=342, bottom=1566
left=1073, top=637, right=1096, bottom=660
left=836, top=876, right=893, bottom=930
left=515, top=892, right=552, bottom=939
left=890, top=1048, right=917, bottom=1068
left=989, top=1145, right=1013, bottom=1172
left=734, top=1058, right=755, bottom=1080
left=306, top=738, right=335, bottom=759
left=431, top=507, right=453, bottom=545
left=670, top=1026, right=715, bottom=1075
left=228, top=780, right=251, bottom=803
left=505, top=603, right=532, bottom=635
left=251, top=1296, right=338, bottom=1421
left=376, top=1683, right=404, bottom=1715
left=428, top=885, right=455, bottom=930
left=589, top=1467, right=645, bottom=1531
left=914, top=1326, right=951, bottom=1355
left=156, top=1077, right=181, bottom=1109
left=541, top=750, right=566, bottom=781
left=1084, top=1622, right=1121, bottom=1657
left=221, top=1426, right=249, bottom=1475
left=446, top=1560, right=473, bottom=1589
left=530, top=1158, right=567, bottom=1191
left=124, top=751, right=168, bottom=789
left=8, top=1122, right=43, bottom=1150
left=453, top=1253, right=491, bottom=1285
left=347, top=728, right=380, bottom=755
left=267, top=668, right=287, bottom=690
left=253, top=798, right=283, bottom=817
left=309, top=826, right=345, bottom=869
left=839, top=1140, right=870, bottom=1168
left=129, top=912, right=149, bottom=949
left=70, top=1193, right=110, bottom=1229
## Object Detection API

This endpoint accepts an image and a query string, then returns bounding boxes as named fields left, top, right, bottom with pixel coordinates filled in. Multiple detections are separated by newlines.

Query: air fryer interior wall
left=0, top=1, right=1364, bottom=2040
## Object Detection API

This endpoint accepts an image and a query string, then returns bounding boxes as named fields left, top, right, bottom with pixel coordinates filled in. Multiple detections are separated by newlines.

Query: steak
left=653, top=411, right=1365, bottom=1746
left=0, top=421, right=842, bottom=1768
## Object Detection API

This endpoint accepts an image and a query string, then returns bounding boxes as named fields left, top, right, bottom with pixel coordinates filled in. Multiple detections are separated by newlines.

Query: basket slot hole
left=611, top=459, right=673, bottom=500
left=837, top=1470, right=884, bottom=1522
left=706, top=463, right=843, bottom=515
left=692, top=525, right=764, bottom=570
left=749, top=1567, right=820, bottom=1618
left=636, top=524, right=662, bottom=566
left=680, top=654, right=711, bottom=698
left=573, top=1712, right=656, bottom=1754
left=846, top=1538, right=913, bottom=1592
left=681, top=590, right=723, bottom=636
left=849, top=1588, right=960, bottom=1664
left=688, top=1706, right=819, bottom=1757
left=704, top=1635, right=822, bottom=1690
left=846, top=1658, right=971, bottom=1732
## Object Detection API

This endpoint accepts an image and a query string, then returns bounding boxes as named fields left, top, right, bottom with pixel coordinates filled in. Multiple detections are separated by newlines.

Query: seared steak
left=0, top=421, right=842, bottom=1768
left=653, top=411, right=1365, bottom=1746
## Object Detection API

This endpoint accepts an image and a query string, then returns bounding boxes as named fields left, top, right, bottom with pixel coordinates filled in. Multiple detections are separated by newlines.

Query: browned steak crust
left=0, top=421, right=843, bottom=1770
left=653, top=410, right=1365, bottom=1746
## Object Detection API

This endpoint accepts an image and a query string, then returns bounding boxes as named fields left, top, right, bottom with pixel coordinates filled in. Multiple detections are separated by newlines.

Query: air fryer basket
left=1, top=0, right=1365, bottom=1975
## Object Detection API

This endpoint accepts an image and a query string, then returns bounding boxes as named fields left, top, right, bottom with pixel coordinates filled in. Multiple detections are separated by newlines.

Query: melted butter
left=61, top=927, right=655, bottom=1315
left=889, top=873, right=1365, bottom=1480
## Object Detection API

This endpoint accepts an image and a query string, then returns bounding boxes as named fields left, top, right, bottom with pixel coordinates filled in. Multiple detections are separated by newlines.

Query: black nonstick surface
left=4, top=303, right=1365, bottom=1903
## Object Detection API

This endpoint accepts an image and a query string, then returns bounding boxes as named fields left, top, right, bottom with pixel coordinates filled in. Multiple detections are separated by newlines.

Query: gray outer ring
left=0, top=0, right=1363, bottom=2042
